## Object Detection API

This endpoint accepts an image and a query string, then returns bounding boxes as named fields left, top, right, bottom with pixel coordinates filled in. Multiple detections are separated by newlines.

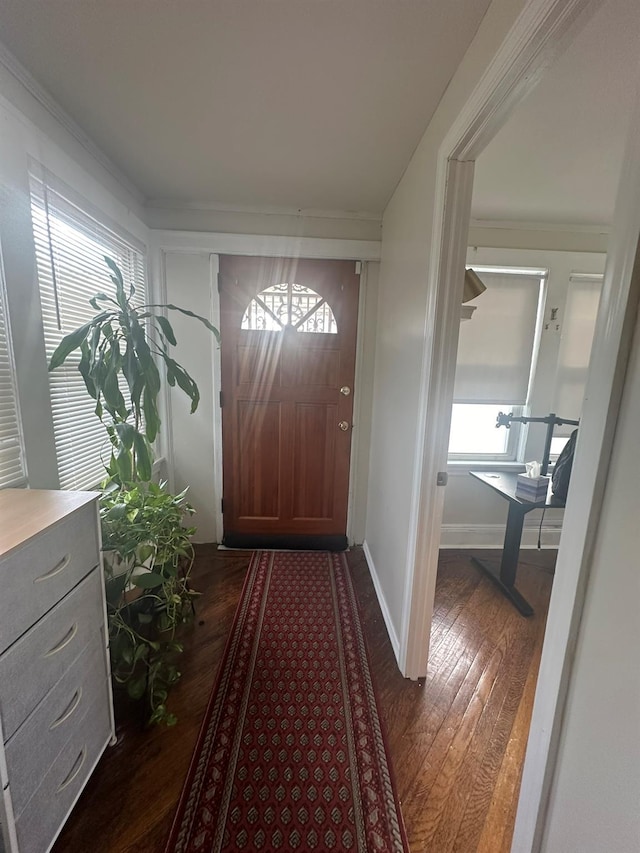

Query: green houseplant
left=49, top=257, right=219, bottom=725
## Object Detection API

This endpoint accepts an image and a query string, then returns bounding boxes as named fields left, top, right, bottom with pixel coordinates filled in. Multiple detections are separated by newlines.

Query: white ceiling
left=0, top=0, right=638, bottom=226
left=472, top=0, right=640, bottom=227
left=0, top=0, right=492, bottom=215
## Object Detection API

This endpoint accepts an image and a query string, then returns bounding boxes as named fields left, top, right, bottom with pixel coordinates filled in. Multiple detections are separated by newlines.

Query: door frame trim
left=151, top=230, right=381, bottom=261
left=401, top=0, right=600, bottom=677
left=209, top=253, right=224, bottom=542
left=152, top=234, right=379, bottom=545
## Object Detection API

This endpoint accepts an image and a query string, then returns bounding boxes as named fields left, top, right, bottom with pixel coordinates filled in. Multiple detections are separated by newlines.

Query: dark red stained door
left=219, top=256, right=359, bottom=549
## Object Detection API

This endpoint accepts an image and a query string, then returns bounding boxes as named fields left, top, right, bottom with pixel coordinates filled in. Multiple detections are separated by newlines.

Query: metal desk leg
left=470, top=503, right=534, bottom=617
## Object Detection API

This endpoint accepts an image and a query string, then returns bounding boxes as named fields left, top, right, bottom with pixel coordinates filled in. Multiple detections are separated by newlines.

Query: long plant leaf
left=131, top=320, right=161, bottom=395
left=162, top=355, right=200, bottom=413
left=105, top=256, right=128, bottom=311
left=122, top=342, right=139, bottom=395
left=155, top=315, right=177, bottom=346
left=142, top=387, right=160, bottom=443
left=131, top=374, right=145, bottom=417
left=78, top=341, right=97, bottom=399
left=48, top=322, right=92, bottom=370
left=145, top=304, right=220, bottom=342
left=115, top=446, right=133, bottom=483
left=114, top=422, right=136, bottom=450
left=89, top=323, right=102, bottom=361
left=103, top=362, right=127, bottom=420
left=133, top=431, right=153, bottom=480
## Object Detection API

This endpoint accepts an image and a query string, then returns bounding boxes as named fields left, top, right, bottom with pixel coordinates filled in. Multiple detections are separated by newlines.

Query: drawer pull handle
left=44, top=623, right=78, bottom=658
left=50, top=688, right=83, bottom=730
left=57, top=747, right=86, bottom=793
left=35, top=554, right=71, bottom=583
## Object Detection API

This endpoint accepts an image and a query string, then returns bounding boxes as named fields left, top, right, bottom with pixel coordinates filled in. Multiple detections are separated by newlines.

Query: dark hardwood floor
left=53, top=545, right=554, bottom=852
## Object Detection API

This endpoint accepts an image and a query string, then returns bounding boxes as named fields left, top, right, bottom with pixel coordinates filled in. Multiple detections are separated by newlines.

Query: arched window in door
left=241, top=282, right=338, bottom=333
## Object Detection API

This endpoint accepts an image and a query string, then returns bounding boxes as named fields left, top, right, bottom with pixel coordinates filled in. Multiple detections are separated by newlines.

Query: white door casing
left=400, top=0, right=600, bottom=678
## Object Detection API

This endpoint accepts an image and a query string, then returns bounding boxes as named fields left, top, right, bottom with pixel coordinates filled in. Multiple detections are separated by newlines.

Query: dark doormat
left=222, top=532, right=348, bottom=551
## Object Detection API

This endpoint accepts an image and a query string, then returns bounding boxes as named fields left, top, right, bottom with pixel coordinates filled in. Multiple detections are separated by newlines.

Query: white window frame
left=448, top=249, right=606, bottom=470
left=448, top=264, right=547, bottom=464
left=0, top=245, right=27, bottom=489
left=29, top=161, right=148, bottom=491
left=447, top=402, right=525, bottom=463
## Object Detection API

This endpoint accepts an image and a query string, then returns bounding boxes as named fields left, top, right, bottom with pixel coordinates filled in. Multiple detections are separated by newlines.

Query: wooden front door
left=219, top=256, right=360, bottom=549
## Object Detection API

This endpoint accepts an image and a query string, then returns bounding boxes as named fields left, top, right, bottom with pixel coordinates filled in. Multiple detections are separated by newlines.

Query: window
left=242, top=283, right=338, bottom=333
left=448, top=403, right=520, bottom=457
left=553, top=273, right=602, bottom=434
left=0, top=249, right=26, bottom=488
left=29, top=163, right=147, bottom=490
left=449, top=267, right=545, bottom=459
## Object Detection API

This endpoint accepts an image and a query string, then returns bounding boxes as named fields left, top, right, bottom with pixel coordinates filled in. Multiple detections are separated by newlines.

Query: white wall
left=540, top=302, right=640, bottom=853
left=0, top=70, right=148, bottom=490
left=364, top=0, right=528, bottom=641
left=163, top=252, right=220, bottom=543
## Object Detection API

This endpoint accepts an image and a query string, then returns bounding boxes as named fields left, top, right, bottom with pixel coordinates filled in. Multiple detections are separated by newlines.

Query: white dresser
left=0, top=490, right=115, bottom=853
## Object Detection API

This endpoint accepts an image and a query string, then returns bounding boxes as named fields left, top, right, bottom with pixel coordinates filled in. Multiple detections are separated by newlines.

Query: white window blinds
left=453, top=269, right=543, bottom=405
left=29, top=164, right=147, bottom=490
left=0, top=252, right=26, bottom=489
left=553, top=273, right=602, bottom=434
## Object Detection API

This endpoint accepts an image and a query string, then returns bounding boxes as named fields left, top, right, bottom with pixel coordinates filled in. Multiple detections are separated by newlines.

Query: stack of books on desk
left=515, top=474, right=550, bottom=501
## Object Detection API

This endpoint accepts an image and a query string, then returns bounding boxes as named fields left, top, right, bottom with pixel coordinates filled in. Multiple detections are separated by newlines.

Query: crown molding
left=0, top=40, right=145, bottom=204
left=469, top=217, right=610, bottom=234
left=145, top=198, right=383, bottom=223
left=150, top=229, right=381, bottom=261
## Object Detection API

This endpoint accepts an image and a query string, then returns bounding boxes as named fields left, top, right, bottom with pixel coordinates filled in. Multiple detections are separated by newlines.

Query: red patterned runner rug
left=165, top=550, right=408, bottom=853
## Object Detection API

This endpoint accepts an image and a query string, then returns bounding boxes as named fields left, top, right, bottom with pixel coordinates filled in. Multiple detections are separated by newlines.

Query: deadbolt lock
left=340, top=386, right=351, bottom=396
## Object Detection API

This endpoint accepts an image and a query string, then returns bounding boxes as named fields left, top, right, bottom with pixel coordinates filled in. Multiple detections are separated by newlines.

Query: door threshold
left=221, top=533, right=349, bottom=551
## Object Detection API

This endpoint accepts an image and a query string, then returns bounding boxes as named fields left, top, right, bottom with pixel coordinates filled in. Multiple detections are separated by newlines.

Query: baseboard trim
left=440, top=523, right=562, bottom=550
left=362, top=541, right=400, bottom=661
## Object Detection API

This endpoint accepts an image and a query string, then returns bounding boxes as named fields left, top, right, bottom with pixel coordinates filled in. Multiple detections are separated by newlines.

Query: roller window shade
left=553, top=274, right=602, bottom=435
left=29, top=165, right=147, bottom=490
left=0, top=257, right=27, bottom=489
left=453, top=271, right=542, bottom=405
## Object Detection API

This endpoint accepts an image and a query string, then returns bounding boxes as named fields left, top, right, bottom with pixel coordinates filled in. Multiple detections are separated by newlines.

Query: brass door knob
left=338, top=421, right=350, bottom=431
left=340, top=386, right=351, bottom=396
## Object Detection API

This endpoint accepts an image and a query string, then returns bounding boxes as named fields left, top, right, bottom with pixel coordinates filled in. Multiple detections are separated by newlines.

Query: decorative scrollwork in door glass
left=241, top=282, right=338, bottom=333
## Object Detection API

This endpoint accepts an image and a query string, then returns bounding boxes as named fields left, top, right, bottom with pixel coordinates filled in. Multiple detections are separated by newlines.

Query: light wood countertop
left=0, top=489, right=98, bottom=559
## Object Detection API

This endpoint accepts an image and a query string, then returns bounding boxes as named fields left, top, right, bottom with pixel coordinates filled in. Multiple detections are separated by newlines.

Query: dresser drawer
left=5, top=639, right=110, bottom=817
left=0, top=500, right=99, bottom=655
left=0, top=569, right=105, bottom=742
left=14, top=693, right=111, bottom=853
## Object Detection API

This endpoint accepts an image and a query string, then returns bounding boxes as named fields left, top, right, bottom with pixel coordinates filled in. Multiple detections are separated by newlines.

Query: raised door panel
left=236, top=400, right=282, bottom=521
left=291, top=403, right=337, bottom=521
left=236, top=336, right=282, bottom=390
left=281, top=339, right=341, bottom=390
